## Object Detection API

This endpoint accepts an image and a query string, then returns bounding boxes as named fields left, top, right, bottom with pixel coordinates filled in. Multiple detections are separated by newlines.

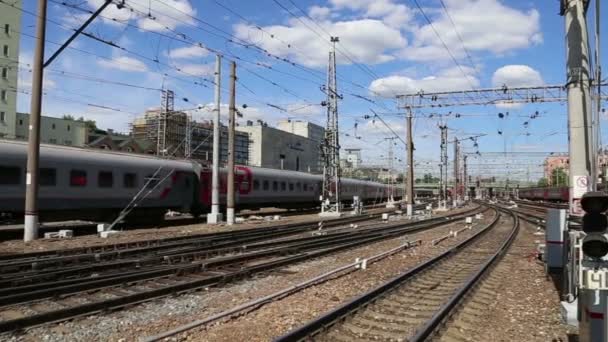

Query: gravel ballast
left=9, top=207, right=486, bottom=342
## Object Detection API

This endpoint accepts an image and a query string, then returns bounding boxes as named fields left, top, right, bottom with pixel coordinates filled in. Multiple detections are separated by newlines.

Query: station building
left=238, top=120, right=323, bottom=174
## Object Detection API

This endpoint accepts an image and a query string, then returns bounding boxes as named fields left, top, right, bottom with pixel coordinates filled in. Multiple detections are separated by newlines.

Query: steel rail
left=273, top=206, right=508, bottom=341
left=0, top=206, right=485, bottom=307
left=0, top=206, right=477, bottom=333
left=410, top=206, right=520, bottom=340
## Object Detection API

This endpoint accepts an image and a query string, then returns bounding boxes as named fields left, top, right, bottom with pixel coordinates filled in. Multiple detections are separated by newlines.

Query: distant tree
left=551, top=167, right=569, bottom=186
left=537, top=177, right=549, bottom=187
left=83, top=119, right=97, bottom=131
left=62, top=114, right=75, bottom=121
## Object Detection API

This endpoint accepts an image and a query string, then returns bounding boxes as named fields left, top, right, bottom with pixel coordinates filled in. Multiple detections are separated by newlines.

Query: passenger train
left=0, top=140, right=400, bottom=223
left=518, top=186, right=569, bottom=202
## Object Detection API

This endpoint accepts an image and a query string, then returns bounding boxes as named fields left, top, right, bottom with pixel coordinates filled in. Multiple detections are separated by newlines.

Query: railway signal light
left=581, top=192, right=608, bottom=259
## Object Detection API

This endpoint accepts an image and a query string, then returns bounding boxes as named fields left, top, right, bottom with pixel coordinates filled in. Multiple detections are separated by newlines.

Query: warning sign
left=573, top=175, right=589, bottom=198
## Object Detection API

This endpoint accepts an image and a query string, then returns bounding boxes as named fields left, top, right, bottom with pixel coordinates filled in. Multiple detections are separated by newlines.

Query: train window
left=281, top=182, right=286, bottom=191
left=303, top=183, right=308, bottom=191
left=98, top=171, right=113, bottom=188
left=253, top=179, right=260, bottom=190
left=289, top=183, right=294, bottom=191
left=145, top=175, right=159, bottom=188
left=123, top=173, right=137, bottom=188
left=70, top=170, right=87, bottom=187
left=263, top=180, right=269, bottom=191
left=296, top=182, right=301, bottom=190
left=0, top=166, right=20, bottom=185
left=273, top=181, right=278, bottom=191
left=40, top=168, right=56, bottom=186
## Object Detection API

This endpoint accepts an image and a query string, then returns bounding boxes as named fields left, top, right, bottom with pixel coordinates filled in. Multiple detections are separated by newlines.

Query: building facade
left=0, top=0, right=21, bottom=139
left=544, top=153, right=608, bottom=185
left=130, top=111, right=249, bottom=165
left=276, top=120, right=324, bottom=172
left=237, top=122, right=321, bottom=173
left=14, top=113, right=87, bottom=146
left=276, top=119, right=325, bottom=143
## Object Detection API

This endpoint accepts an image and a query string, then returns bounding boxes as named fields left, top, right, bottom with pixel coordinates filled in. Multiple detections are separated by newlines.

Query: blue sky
left=10, top=0, right=608, bottom=181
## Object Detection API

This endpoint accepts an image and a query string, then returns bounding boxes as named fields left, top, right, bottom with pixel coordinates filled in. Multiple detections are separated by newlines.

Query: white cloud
left=369, top=66, right=480, bottom=97
left=491, top=65, right=544, bottom=88
left=83, top=0, right=196, bottom=32
left=167, top=45, right=209, bottom=59
left=233, top=19, right=406, bottom=67
left=309, top=6, right=331, bottom=20
left=175, top=63, right=214, bottom=77
left=401, top=0, right=542, bottom=62
left=17, top=51, right=56, bottom=90
left=98, top=56, right=148, bottom=72
left=330, top=0, right=413, bottom=28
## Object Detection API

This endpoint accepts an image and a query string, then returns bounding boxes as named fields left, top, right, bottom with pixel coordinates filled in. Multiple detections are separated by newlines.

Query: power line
left=437, top=0, right=477, bottom=70
left=410, top=0, right=479, bottom=97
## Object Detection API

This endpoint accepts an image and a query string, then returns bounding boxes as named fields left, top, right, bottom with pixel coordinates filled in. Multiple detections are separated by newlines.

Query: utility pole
left=463, top=155, right=468, bottom=201
left=157, top=89, right=174, bottom=156
left=561, top=2, right=606, bottom=341
left=562, top=0, right=594, bottom=215
left=226, top=61, right=236, bottom=225
left=594, top=0, right=601, bottom=190
left=439, top=124, right=448, bottom=209
left=207, top=55, right=222, bottom=224
left=453, top=138, right=460, bottom=207
left=406, top=107, right=414, bottom=217
left=384, top=137, right=397, bottom=208
left=320, top=36, right=342, bottom=217
left=22, top=0, right=114, bottom=241
left=23, top=0, right=48, bottom=242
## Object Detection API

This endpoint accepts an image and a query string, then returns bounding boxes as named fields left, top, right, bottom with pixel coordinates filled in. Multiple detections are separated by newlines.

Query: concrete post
left=226, top=61, right=236, bottom=225
left=564, top=0, right=594, bottom=216
left=207, top=55, right=222, bottom=224
left=406, top=108, right=414, bottom=217
left=453, top=138, right=459, bottom=208
left=23, top=0, right=48, bottom=242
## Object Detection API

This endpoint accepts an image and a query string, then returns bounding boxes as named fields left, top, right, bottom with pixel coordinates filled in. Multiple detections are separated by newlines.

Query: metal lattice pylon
left=156, top=89, right=174, bottom=156
left=321, top=37, right=342, bottom=216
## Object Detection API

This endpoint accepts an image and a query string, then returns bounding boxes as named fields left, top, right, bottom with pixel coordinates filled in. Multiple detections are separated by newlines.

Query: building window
left=19, top=119, right=22, bottom=125
left=70, top=170, right=87, bottom=187
left=49, top=138, right=57, bottom=144
left=51, top=123, right=55, bottom=129
left=124, top=173, right=137, bottom=188
left=2, top=45, right=8, bottom=57
left=1, top=67, right=7, bottom=79
left=0, top=166, right=20, bottom=184
left=0, top=111, right=4, bottom=122
left=64, top=140, right=72, bottom=145
left=40, top=168, right=57, bottom=187
left=4, top=24, right=9, bottom=36
left=1, top=89, right=6, bottom=102
left=98, top=171, right=113, bottom=188
left=67, top=125, right=71, bottom=131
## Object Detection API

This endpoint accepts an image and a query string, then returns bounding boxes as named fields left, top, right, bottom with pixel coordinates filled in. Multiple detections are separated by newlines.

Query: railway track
left=275, top=205, right=518, bottom=342
left=0, top=203, right=395, bottom=241
left=0, top=205, right=480, bottom=333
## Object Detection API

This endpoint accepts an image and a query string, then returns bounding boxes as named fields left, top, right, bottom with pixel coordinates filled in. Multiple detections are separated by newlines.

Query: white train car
left=0, top=140, right=398, bottom=223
